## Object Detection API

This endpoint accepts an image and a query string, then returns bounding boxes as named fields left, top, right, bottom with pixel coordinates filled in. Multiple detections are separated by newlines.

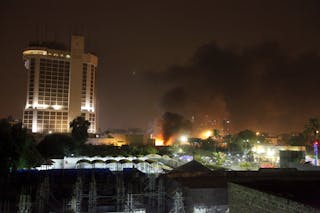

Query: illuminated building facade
left=23, top=36, right=98, bottom=133
left=221, top=119, right=231, bottom=136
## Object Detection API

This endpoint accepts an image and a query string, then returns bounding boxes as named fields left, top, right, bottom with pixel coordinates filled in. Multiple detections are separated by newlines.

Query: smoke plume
left=146, top=41, right=320, bottom=133
left=161, top=112, right=192, bottom=144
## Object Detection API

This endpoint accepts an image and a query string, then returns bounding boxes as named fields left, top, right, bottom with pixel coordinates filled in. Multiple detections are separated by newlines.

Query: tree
left=230, top=130, right=256, bottom=153
left=37, top=134, right=75, bottom=158
left=0, top=119, right=42, bottom=175
left=143, top=146, right=158, bottom=155
left=201, top=137, right=217, bottom=152
left=0, top=119, right=17, bottom=174
left=70, top=116, right=90, bottom=145
left=212, top=152, right=226, bottom=166
left=19, top=136, right=43, bottom=169
left=239, top=162, right=254, bottom=170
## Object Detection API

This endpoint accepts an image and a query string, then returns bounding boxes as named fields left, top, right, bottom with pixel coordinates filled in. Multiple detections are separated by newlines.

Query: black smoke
left=161, top=112, right=192, bottom=144
left=146, top=42, right=320, bottom=133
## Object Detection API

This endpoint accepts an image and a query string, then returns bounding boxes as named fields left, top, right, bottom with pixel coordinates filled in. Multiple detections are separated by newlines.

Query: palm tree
left=70, top=116, right=91, bottom=144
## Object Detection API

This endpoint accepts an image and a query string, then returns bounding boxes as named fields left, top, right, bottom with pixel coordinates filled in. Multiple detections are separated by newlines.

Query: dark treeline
left=0, top=116, right=319, bottom=176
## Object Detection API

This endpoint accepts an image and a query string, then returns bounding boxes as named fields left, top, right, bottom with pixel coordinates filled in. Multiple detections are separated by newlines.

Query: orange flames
left=152, top=134, right=173, bottom=146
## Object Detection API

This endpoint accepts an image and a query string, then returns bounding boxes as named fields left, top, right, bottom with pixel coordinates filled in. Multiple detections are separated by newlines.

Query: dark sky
left=1, top=0, right=320, bottom=134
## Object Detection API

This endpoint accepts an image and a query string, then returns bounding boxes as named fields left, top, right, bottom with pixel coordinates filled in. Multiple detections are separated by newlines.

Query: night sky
left=1, top=0, right=320, bottom=134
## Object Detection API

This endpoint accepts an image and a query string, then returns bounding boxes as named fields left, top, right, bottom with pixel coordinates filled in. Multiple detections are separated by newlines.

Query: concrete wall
left=228, top=182, right=318, bottom=213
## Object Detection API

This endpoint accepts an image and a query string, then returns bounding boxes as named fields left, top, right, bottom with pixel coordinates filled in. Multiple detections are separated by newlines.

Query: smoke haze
left=146, top=42, right=320, bottom=133
left=161, top=112, right=192, bottom=144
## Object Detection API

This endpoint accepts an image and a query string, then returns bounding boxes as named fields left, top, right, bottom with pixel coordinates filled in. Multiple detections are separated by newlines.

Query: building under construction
left=2, top=161, right=320, bottom=212
left=0, top=168, right=163, bottom=213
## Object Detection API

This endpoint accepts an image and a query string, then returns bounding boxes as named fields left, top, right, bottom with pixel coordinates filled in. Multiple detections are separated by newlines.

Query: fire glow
left=152, top=134, right=173, bottom=146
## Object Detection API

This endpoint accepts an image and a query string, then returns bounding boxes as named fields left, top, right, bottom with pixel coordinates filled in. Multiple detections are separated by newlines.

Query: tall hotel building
left=22, top=36, right=98, bottom=133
